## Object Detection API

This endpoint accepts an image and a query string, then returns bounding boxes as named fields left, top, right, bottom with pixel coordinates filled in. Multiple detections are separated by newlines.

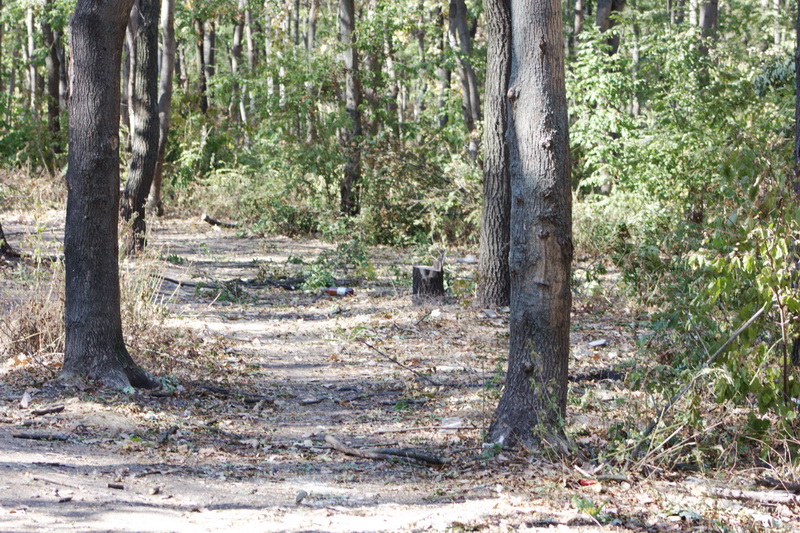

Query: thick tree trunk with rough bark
left=63, top=0, right=160, bottom=390
left=487, top=0, right=572, bottom=450
left=146, top=0, right=176, bottom=216
left=477, top=0, right=511, bottom=309
left=339, top=0, right=362, bottom=216
left=121, top=0, right=160, bottom=253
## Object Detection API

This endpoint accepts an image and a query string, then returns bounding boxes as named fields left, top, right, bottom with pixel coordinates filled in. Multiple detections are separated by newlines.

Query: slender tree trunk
left=26, top=6, right=36, bottom=114
left=55, top=30, right=68, bottom=111
left=385, top=35, right=401, bottom=135
left=434, top=7, right=451, bottom=128
left=203, top=19, right=215, bottom=82
left=63, top=0, right=160, bottom=390
left=795, top=0, right=800, bottom=176
left=487, top=0, right=572, bottom=449
left=231, top=2, right=245, bottom=122
left=448, top=0, right=481, bottom=160
left=147, top=0, right=175, bottom=216
left=307, top=0, right=318, bottom=54
left=477, top=0, right=511, bottom=309
left=122, top=1, right=139, bottom=132
left=339, top=0, right=362, bottom=216
left=42, top=2, right=61, bottom=142
left=195, top=18, right=208, bottom=113
left=121, top=0, right=160, bottom=253
left=574, top=0, right=585, bottom=43
left=413, top=6, right=427, bottom=123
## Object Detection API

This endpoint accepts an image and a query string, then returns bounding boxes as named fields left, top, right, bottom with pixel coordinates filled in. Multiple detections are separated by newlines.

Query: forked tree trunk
left=487, top=0, right=572, bottom=449
left=339, top=0, right=362, bottom=216
left=477, top=0, right=511, bottom=309
left=146, top=0, right=175, bottom=216
left=63, top=0, right=159, bottom=390
left=121, top=0, right=160, bottom=253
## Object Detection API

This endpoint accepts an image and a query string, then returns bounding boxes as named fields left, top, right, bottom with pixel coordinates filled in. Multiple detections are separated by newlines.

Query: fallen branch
left=687, top=482, right=800, bottom=505
left=200, top=213, right=238, bottom=228
left=324, top=435, right=447, bottom=467
left=631, top=301, right=771, bottom=461
left=356, top=338, right=442, bottom=388
left=31, top=405, right=65, bottom=416
left=374, top=425, right=480, bottom=434
left=757, top=476, right=800, bottom=493
left=13, top=432, right=69, bottom=441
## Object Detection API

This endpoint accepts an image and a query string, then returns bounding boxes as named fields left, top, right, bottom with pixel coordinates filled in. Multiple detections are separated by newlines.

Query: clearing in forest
left=0, top=214, right=798, bottom=532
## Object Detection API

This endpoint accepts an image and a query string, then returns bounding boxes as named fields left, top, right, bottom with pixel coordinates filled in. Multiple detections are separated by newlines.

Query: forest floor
left=0, top=212, right=798, bottom=532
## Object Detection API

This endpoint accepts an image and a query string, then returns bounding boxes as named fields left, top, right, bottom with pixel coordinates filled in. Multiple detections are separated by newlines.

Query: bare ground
left=0, top=214, right=798, bottom=532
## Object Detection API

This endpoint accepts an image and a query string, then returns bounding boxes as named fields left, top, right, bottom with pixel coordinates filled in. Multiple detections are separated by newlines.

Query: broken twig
left=356, top=338, right=442, bottom=388
left=31, top=405, right=65, bottom=417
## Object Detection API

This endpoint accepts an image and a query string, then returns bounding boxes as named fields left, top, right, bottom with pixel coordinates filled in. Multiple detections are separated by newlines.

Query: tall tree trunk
left=487, top=0, right=572, bottom=449
left=477, top=0, right=511, bottom=309
left=195, top=18, right=208, bottom=113
left=121, top=0, right=160, bottom=253
left=146, top=0, right=175, bottom=216
left=448, top=0, right=481, bottom=160
left=203, top=19, right=215, bottom=82
left=25, top=6, right=36, bottom=114
left=231, top=1, right=245, bottom=122
left=574, top=0, right=585, bottom=47
left=385, top=35, right=401, bottom=135
left=122, top=1, right=138, bottom=133
left=63, top=0, right=159, bottom=390
left=795, top=0, right=800, bottom=176
left=55, top=30, right=68, bottom=111
left=307, top=0, right=318, bottom=54
left=434, top=7, right=451, bottom=128
left=0, top=2, right=4, bottom=96
left=41, top=1, right=61, bottom=142
left=339, top=0, right=362, bottom=216
left=596, top=0, right=626, bottom=53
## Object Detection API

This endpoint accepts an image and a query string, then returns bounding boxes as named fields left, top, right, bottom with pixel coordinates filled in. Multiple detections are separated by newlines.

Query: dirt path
left=1, top=216, right=797, bottom=532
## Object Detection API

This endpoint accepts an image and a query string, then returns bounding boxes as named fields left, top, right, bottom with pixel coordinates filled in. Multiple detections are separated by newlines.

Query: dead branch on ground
left=324, top=435, right=447, bottom=467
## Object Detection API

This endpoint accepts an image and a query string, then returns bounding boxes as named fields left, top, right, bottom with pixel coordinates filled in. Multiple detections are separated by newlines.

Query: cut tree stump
left=412, top=259, right=445, bottom=303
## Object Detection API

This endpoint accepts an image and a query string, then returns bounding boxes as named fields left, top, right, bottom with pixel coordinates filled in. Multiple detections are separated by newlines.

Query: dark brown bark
left=487, top=0, right=572, bottom=450
left=63, top=0, right=159, bottom=390
left=477, top=0, right=511, bottom=309
left=121, top=0, right=160, bottom=253
left=146, top=0, right=176, bottom=216
left=339, top=0, right=362, bottom=216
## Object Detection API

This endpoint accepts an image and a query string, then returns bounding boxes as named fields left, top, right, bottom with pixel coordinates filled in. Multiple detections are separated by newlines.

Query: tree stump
left=412, top=265, right=445, bottom=303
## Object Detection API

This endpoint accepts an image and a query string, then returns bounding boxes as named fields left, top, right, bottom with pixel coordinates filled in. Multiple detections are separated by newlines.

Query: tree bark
left=203, top=19, right=215, bottom=82
left=595, top=0, right=626, bottom=53
left=63, top=0, right=160, bottom=390
left=122, top=1, right=138, bottom=133
left=795, top=0, right=800, bottom=176
left=41, top=1, right=60, bottom=142
left=434, top=7, right=451, bottom=128
left=477, top=0, right=511, bottom=309
left=146, top=0, right=175, bottom=216
left=339, top=0, right=362, bottom=216
left=231, top=0, right=245, bottom=122
left=195, top=17, right=208, bottom=113
left=55, top=30, right=68, bottom=112
left=26, top=6, right=37, bottom=114
left=488, top=0, right=572, bottom=450
left=448, top=0, right=481, bottom=160
left=121, top=0, right=160, bottom=253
